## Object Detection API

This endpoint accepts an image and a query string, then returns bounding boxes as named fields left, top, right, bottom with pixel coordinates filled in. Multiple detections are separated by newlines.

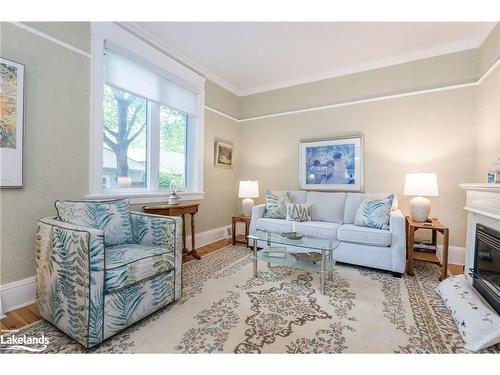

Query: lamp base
left=410, top=196, right=431, bottom=222
left=242, top=198, right=254, bottom=217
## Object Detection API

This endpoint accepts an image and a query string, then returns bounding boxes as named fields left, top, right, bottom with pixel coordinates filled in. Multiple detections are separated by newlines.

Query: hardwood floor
left=1, top=304, right=41, bottom=331
left=0, top=237, right=237, bottom=331
left=1, top=239, right=464, bottom=332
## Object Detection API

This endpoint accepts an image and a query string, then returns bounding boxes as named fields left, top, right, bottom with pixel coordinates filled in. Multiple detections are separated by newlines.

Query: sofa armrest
left=36, top=217, right=105, bottom=348
left=389, top=209, right=407, bottom=273
left=249, top=204, right=266, bottom=235
left=129, top=212, right=183, bottom=299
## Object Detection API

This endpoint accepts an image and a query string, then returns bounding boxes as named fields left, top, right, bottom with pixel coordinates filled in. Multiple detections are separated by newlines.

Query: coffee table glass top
left=249, top=229, right=339, bottom=251
left=247, top=229, right=340, bottom=276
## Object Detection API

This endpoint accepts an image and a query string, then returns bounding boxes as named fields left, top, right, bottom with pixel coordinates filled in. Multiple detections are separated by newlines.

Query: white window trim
left=89, top=23, right=205, bottom=204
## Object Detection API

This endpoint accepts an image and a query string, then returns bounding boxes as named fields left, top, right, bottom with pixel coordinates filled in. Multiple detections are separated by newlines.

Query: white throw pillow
left=285, top=203, right=311, bottom=222
left=436, top=274, right=500, bottom=352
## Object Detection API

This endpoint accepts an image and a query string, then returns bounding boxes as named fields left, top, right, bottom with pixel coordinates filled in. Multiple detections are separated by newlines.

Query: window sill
left=85, top=191, right=205, bottom=205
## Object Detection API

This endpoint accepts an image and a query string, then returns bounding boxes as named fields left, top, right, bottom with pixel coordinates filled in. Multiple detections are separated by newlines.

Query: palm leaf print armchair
left=35, top=198, right=182, bottom=348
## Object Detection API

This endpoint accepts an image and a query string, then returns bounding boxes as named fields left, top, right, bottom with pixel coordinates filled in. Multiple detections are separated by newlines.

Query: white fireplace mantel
left=460, top=183, right=500, bottom=279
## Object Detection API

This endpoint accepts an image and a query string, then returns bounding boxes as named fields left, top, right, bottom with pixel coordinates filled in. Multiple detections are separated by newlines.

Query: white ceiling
left=133, top=22, right=495, bottom=96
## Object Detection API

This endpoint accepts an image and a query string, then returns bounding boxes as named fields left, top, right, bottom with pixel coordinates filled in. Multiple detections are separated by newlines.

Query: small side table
left=232, top=215, right=251, bottom=247
left=406, top=216, right=449, bottom=280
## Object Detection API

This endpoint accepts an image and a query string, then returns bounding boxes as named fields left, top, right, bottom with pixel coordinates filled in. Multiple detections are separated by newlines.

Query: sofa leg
left=391, top=272, right=403, bottom=278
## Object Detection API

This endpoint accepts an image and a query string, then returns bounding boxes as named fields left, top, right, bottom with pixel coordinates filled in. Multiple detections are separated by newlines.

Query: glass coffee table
left=247, top=229, right=340, bottom=294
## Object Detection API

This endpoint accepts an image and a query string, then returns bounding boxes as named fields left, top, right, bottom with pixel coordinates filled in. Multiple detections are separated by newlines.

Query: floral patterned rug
left=2, top=245, right=498, bottom=353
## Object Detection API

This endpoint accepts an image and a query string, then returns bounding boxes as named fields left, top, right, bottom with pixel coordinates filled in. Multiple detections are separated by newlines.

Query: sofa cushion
left=105, top=243, right=174, bottom=293
left=286, top=203, right=311, bottom=222
left=256, top=218, right=293, bottom=233
left=55, top=198, right=133, bottom=247
left=354, top=194, right=394, bottom=230
left=306, top=191, right=346, bottom=223
left=295, top=221, right=340, bottom=241
left=263, top=190, right=292, bottom=219
left=344, top=193, right=365, bottom=224
left=337, top=224, right=392, bottom=247
left=256, top=218, right=340, bottom=241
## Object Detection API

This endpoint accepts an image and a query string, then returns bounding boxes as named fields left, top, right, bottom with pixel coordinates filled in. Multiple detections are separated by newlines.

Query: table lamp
left=403, top=172, right=439, bottom=222
left=239, top=180, right=259, bottom=216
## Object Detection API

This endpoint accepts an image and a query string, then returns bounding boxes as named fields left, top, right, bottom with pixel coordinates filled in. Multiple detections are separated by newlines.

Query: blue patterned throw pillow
left=353, top=194, right=394, bottom=230
left=55, top=198, right=133, bottom=246
left=263, top=190, right=293, bottom=219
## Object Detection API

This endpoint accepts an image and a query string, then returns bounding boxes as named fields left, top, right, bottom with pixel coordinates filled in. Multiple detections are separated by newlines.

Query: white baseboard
left=0, top=276, right=36, bottom=316
left=183, top=225, right=232, bottom=250
left=436, top=245, right=465, bottom=266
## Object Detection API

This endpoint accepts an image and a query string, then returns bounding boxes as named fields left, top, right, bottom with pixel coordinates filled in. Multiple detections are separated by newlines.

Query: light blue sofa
left=35, top=198, right=182, bottom=348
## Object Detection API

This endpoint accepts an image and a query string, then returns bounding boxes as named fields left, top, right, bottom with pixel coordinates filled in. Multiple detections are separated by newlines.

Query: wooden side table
left=406, top=216, right=449, bottom=280
left=232, top=215, right=251, bottom=247
left=143, top=203, right=201, bottom=260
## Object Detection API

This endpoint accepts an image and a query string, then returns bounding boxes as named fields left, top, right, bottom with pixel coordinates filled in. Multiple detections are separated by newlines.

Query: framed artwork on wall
left=299, top=134, right=364, bottom=192
left=1, top=57, right=25, bottom=188
left=214, top=140, right=234, bottom=168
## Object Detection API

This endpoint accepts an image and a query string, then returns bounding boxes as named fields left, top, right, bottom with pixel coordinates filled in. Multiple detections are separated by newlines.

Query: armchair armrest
left=129, top=212, right=183, bottom=299
left=249, top=204, right=266, bottom=235
left=35, top=217, right=105, bottom=348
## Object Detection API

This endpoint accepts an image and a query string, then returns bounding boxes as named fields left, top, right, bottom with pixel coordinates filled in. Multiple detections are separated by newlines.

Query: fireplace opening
left=470, top=224, right=500, bottom=314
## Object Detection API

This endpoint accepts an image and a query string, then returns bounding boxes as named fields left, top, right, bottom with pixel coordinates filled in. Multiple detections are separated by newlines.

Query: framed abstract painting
left=299, top=134, right=364, bottom=192
left=1, top=57, right=25, bottom=188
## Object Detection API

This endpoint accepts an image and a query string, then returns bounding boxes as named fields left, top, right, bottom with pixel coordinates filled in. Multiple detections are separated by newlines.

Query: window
left=90, top=24, right=205, bottom=203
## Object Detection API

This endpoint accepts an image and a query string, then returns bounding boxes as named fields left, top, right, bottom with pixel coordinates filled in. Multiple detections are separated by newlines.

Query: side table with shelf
left=405, top=216, right=449, bottom=280
left=232, top=215, right=251, bottom=247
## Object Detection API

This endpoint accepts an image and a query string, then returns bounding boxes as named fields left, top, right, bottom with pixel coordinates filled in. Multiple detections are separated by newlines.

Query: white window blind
left=104, top=49, right=198, bottom=116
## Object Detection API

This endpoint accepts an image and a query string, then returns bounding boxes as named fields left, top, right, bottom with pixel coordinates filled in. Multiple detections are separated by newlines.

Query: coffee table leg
left=328, top=252, right=334, bottom=281
left=253, top=239, right=258, bottom=277
left=321, top=249, right=326, bottom=294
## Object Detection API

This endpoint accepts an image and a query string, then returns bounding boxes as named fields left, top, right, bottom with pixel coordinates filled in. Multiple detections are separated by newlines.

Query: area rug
left=1, top=245, right=498, bottom=354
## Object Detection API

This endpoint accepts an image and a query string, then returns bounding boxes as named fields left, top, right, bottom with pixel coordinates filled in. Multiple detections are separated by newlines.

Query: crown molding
left=239, top=37, right=483, bottom=96
left=120, top=22, right=497, bottom=98
left=118, top=22, right=243, bottom=97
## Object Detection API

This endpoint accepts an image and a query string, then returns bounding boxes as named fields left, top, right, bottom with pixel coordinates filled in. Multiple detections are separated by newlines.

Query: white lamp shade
left=403, top=173, right=439, bottom=197
left=238, top=180, right=259, bottom=198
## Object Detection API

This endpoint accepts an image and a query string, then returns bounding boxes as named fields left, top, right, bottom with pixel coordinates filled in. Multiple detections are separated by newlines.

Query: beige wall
left=0, top=22, right=240, bottom=284
left=239, top=87, right=478, bottom=247
left=0, top=23, right=91, bottom=284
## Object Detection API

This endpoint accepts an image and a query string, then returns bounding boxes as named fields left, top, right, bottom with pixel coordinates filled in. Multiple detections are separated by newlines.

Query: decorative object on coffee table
left=232, top=214, right=251, bottom=247
left=143, top=203, right=201, bottom=260
left=299, top=134, right=363, bottom=192
left=406, top=216, right=449, bottom=279
left=404, top=172, right=439, bottom=222
left=281, top=232, right=304, bottom=240
left=238, top=180, right=259, bottom=216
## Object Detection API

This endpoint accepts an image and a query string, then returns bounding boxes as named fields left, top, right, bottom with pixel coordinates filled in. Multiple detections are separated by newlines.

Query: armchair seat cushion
left=105, top=243, right=174, bottom=293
